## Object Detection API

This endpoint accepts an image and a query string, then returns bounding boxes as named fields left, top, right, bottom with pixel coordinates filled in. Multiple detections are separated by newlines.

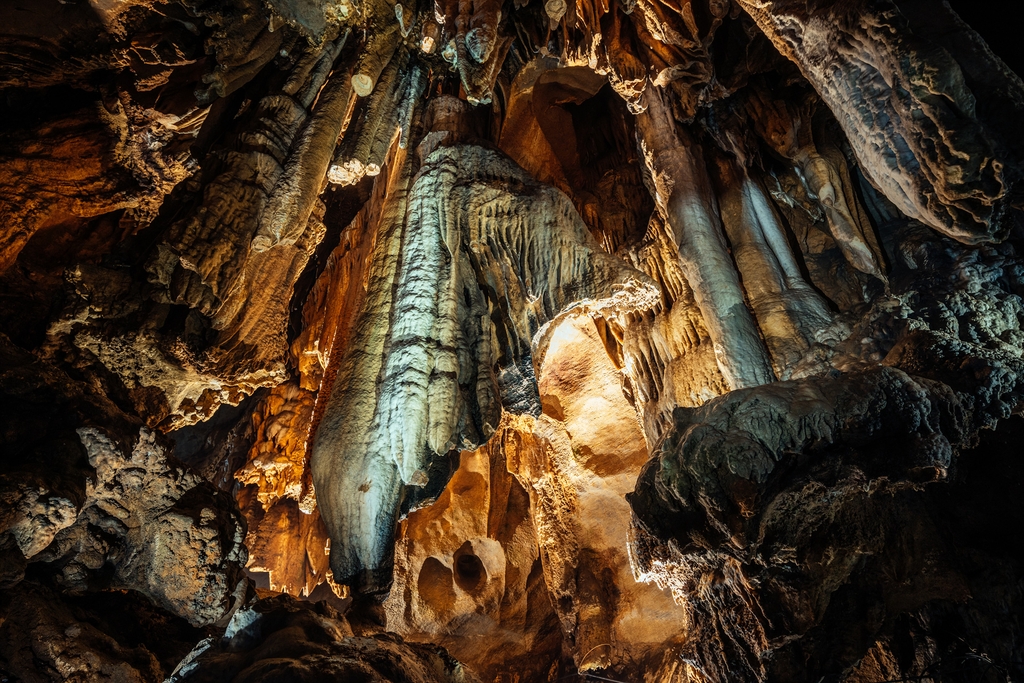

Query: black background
left=945, top=0, right=1024, bottom=77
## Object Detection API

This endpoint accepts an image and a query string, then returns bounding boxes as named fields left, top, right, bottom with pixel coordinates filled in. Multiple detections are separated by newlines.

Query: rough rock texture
left=0, top=0, right=205, bottom=273
left=39, top=427, right=248, bottom=627
left=0, top=581, right=210, bottom=683
left=3, top=0, right=1024, bottom=681
left=169, top=594, right=481, bottom=683
left=0, top=346, right=248, bottom=629
left=233, top=382, right=338, bottom=598
left=384, top=432, right=563, bottom=683
left=0, top=335, right=249, bottom=681
left=387, top=307, right=713, bottom=682
left=312, top=96, right=659, bottom=592
left=526, top=312, right=693, bottom=677
left=39, top=16, right=352, bottom=430
left=736, top=0, right=1024, bottom=244
left=629, top=223, right=1024, bottom=681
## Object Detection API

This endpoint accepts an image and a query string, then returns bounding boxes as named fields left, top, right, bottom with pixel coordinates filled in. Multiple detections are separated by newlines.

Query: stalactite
left=599, top=7, right=647, bottom=113
left=744, top=83, right=888, bottom=285
left=311, top=136, right=418, bottom=594
left=351, top=19, right=403, bottom=97
left=148, top=33, right=349, bottom=314
left=448, top=0, right=513, bottom=104
left=249, top=28, right=353, bottom=251
left=329, top=52, right=427, bottom=186
left=764, top=165, right=867, bottom=311
left=620, top=214, right=729, bottom=434
left=195, top=22, right=285, bottom=104
left=5, top=1, right=1024, bottom=681
left=209, top=191, right=326, bottom=371
left=312, top=96, right=658, bottom=592
left=635, top=86, right=775, bottom=390
left=707, top=125, right=836, bottom=378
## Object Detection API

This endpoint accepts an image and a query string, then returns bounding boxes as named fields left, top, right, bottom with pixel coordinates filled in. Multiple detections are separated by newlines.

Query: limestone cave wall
left=1, top=0, right=1023, bottom=681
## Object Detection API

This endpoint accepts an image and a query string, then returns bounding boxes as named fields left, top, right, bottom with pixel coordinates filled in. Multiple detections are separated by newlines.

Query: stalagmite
left=636, top=86, right=775, bottom=389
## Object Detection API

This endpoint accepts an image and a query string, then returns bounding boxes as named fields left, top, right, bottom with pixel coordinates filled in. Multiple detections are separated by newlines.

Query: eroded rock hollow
left=2, top=0, right=1023, bottom=680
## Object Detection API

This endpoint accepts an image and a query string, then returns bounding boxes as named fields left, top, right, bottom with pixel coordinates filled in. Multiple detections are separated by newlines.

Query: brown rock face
left=628, top=224, right=1024, bottom=681
left=385, top=429, right=562, bottom=683
left=0, top=340, right=248, bottom=629
left=46, top=427, right=247, bottom=627
left=735, top=0, right=1023, bottom=244
left=2, top=0, right=1024, bottom=681
left=0, top=335, right=249, bottom=681
left=526, top=313, right=692, bottom=676
left=168, top=594, right=481, bottom=683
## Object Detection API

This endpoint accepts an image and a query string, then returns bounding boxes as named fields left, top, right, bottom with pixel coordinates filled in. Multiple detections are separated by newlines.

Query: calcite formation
left=311, top=94, right=661, bottom=592
left=2, top=0, right=1023, bottom=681
left=384, top=424, right=562, bottom=683
left=735, top=0, right=1023, bottom=244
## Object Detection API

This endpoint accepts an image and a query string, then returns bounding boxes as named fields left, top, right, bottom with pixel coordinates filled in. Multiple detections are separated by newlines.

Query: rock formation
left=629, top=223, right=1024, bottom=680
left=167, top=595, right=481, bottom=683
left=2, top=0, right=1023, bottom=681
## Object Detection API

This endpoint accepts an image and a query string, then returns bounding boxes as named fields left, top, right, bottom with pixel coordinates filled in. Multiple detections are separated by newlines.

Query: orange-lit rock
left=239, top=492, right=336, bottom=599
left=601, top=214, right=730, bottom=439
left=3, top=0, right=1024, bottom=681
left=235, top=382, right=315, bottom=510
left=388, top=310, right=694, bottom=681
left=234, top=382, right=344, bottom=600
left=384, top=430, right=561, bottom=683
left=527, top=313, right=690, bottom=678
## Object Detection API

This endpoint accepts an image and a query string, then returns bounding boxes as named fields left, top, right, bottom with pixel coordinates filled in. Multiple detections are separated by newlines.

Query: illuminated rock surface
left=1, top=0, right=1023, bottom=681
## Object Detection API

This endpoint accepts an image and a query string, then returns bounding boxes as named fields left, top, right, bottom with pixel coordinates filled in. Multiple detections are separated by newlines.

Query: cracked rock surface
left=2, top=0, right=1024, bottom=681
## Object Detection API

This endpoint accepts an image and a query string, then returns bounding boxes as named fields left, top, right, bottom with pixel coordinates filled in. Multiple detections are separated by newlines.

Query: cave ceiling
left=1, top=0, right=1023, bottom=681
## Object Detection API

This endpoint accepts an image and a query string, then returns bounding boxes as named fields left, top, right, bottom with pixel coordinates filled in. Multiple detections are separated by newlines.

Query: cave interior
left=1, top=0, right=1023, bottom=681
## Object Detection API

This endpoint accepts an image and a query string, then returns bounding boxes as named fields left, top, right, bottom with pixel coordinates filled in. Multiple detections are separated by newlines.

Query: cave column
left=743, top=86, right=887, bottom=284
left=710, top=141, right=834, bottom=377
left=636, top=87, right=775, bottom=390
